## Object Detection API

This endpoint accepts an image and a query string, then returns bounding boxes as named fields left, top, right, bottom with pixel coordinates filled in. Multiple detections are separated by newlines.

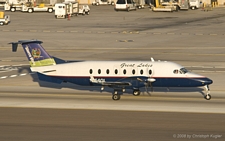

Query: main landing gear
left=112, top=90, right=121, bottom=100
left=133, top=89, right=140, bottom=96
left=204, top=85, right=211, bottom=100
left=112, top=89, right=141, bottom=100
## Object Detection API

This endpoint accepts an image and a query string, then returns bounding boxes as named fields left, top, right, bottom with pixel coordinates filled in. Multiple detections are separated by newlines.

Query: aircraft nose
left=201, top=77, right=213, bottom=85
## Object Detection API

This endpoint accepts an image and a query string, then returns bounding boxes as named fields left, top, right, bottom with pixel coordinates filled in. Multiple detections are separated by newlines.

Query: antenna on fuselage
left=151, top=57, right=155, bottom=62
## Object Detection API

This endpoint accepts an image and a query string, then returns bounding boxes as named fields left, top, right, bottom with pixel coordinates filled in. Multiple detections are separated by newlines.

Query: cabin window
left=149, top=70, right=152, bottom=75
left=132, top=69, right=135, bottom=75
left=106, top=69, right=109, bottom=74
left=89, top=69, right=93, bottom=74
left=140, top=69, right=143, bottom=75
left=115, top=69, right=118, bottom=74
left=98, top=69, right=101, bottom=74
left=173, top=69, right=178, bottom=74
left=123, top=69, right=126, bottom=74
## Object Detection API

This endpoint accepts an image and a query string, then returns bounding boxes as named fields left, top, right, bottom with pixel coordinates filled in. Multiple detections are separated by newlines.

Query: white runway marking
left=19, top=73, right=27, bottom=76
left=0, top=76, right=8, bottom=79
left=10, top=75, right=17, bottom=78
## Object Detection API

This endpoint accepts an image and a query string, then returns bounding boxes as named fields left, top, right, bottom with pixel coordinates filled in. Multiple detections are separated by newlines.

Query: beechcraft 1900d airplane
left=10, top=40, right=213, bottom=100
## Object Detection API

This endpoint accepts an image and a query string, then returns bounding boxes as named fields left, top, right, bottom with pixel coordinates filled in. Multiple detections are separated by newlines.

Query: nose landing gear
left=204, top=85, right=211, bottom=100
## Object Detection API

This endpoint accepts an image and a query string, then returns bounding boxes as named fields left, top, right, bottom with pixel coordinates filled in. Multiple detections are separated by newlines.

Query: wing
left=90, top=76, right=131, bottom=86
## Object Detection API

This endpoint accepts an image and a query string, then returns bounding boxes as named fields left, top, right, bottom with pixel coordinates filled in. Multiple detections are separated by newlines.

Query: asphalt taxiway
left=0, top=6, right=225, bottom=140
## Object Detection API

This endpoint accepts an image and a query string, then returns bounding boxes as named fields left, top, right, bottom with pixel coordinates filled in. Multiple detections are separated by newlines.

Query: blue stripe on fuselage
left=46, top=76, right=212, bottom=88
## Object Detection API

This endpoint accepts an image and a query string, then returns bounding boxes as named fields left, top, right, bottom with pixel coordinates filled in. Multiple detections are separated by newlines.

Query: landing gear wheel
left=204, top=94, right=211, bottom=100
left=133, top=90, right=140, bottom=96
left=112, top=94, right=121, bottom=100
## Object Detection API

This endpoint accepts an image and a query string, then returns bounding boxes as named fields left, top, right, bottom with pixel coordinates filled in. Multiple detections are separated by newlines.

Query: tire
left=204, top=94, right=211, bottom=100
left=82, top=11, right=85, bottom=15
left=0, top=22, right=4, bottom=26
left=112, top=94, right=120, bottom=100
left=11, top=7, right=16, bottom=12
left=133, top=90, right=140, bottom=96
left=96, top=2, right=99, bottom=6
left=28, top=8, right=33, bottom=13
left=86, top=11, right=90, bottom=15
left=48, top=8, right=53, bottom=13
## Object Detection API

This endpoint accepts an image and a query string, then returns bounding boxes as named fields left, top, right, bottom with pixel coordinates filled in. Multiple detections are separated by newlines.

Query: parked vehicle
left=78, top=5, right=90, bottom=15
left=21, top=2, right=54, bottom=13
left=114, top=0, right=136, bottom=11
left=55, top=1, right=79, bottom=18
left=92, top=0, right=114, bottom=6
left=4, top=0, right=27, bottom=12
left=189, top=0, right=200, bottom=9
left=0, top=11, right=10, bottom=26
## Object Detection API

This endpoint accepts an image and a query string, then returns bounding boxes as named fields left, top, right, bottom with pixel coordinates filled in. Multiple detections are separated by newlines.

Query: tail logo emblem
left=32, top=48, right=41, bottom=58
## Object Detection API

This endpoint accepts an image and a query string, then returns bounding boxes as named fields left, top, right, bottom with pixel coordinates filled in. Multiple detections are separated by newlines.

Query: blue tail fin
left=10, top=40, right=56, bottom=67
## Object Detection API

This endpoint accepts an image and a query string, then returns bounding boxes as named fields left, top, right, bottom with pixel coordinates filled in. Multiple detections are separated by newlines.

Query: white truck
left=55, top=1, right=90, bottom=18
left=21, top=2, right=54, bottom=13
left=0, top=11, right=10, bottom=26
left=189, top=0, right=200, bottom=9
left=92, top=0, right=114, bottom=6
left=55, top=1, right=79, bottom=18
left=4, top=0, right=28, bottom=12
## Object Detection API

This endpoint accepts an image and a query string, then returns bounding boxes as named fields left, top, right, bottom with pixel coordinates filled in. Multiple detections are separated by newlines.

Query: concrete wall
left=201, top=0, right=225, bottom=5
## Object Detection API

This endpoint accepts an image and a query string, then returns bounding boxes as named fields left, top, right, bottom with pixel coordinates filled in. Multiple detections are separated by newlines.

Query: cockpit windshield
left=180, top=68, right=188, bottom=74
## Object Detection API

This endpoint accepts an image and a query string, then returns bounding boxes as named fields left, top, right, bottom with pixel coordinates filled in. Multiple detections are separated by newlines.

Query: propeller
left=137, top=77, right=155, bottom=95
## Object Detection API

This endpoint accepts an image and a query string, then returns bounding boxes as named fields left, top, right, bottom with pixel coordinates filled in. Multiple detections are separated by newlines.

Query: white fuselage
left=31, top=60, right=210, bottom=88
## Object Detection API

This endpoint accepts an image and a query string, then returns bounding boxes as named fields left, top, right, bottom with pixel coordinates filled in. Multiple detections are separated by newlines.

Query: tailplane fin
left=9, top=40, right=56, bottom=67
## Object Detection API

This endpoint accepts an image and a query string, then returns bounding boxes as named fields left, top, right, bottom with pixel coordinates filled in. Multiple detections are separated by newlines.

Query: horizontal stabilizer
left=12, top=43, right=18, bottom=52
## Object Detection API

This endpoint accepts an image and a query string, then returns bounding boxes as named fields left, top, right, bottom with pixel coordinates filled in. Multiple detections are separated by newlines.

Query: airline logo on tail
left=10, top=40, right=56, bottom=67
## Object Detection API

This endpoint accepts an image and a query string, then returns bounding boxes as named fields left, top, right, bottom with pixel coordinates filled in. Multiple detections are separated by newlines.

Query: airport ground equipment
left=92, top=0, right=114, bottom=6
left=202, top=3, right=212, bottom=11
left=150, top=0, right=177, bottom=12
left=161, top=0, right=189, bottom=10
left=189, top=0, right=200, bottom=9
left=78, top=4, right=90, bottom=15
left=4, top=0, right=27, bottom=12
left=0, top=0, right=6, bottom=7
left=134, top=0, right=145, bottom=9
left=55, top=1, right=83, bottom=18
left=21, top=2, right=54, bottom=13
left=0, top=11, right=10, bottom=25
